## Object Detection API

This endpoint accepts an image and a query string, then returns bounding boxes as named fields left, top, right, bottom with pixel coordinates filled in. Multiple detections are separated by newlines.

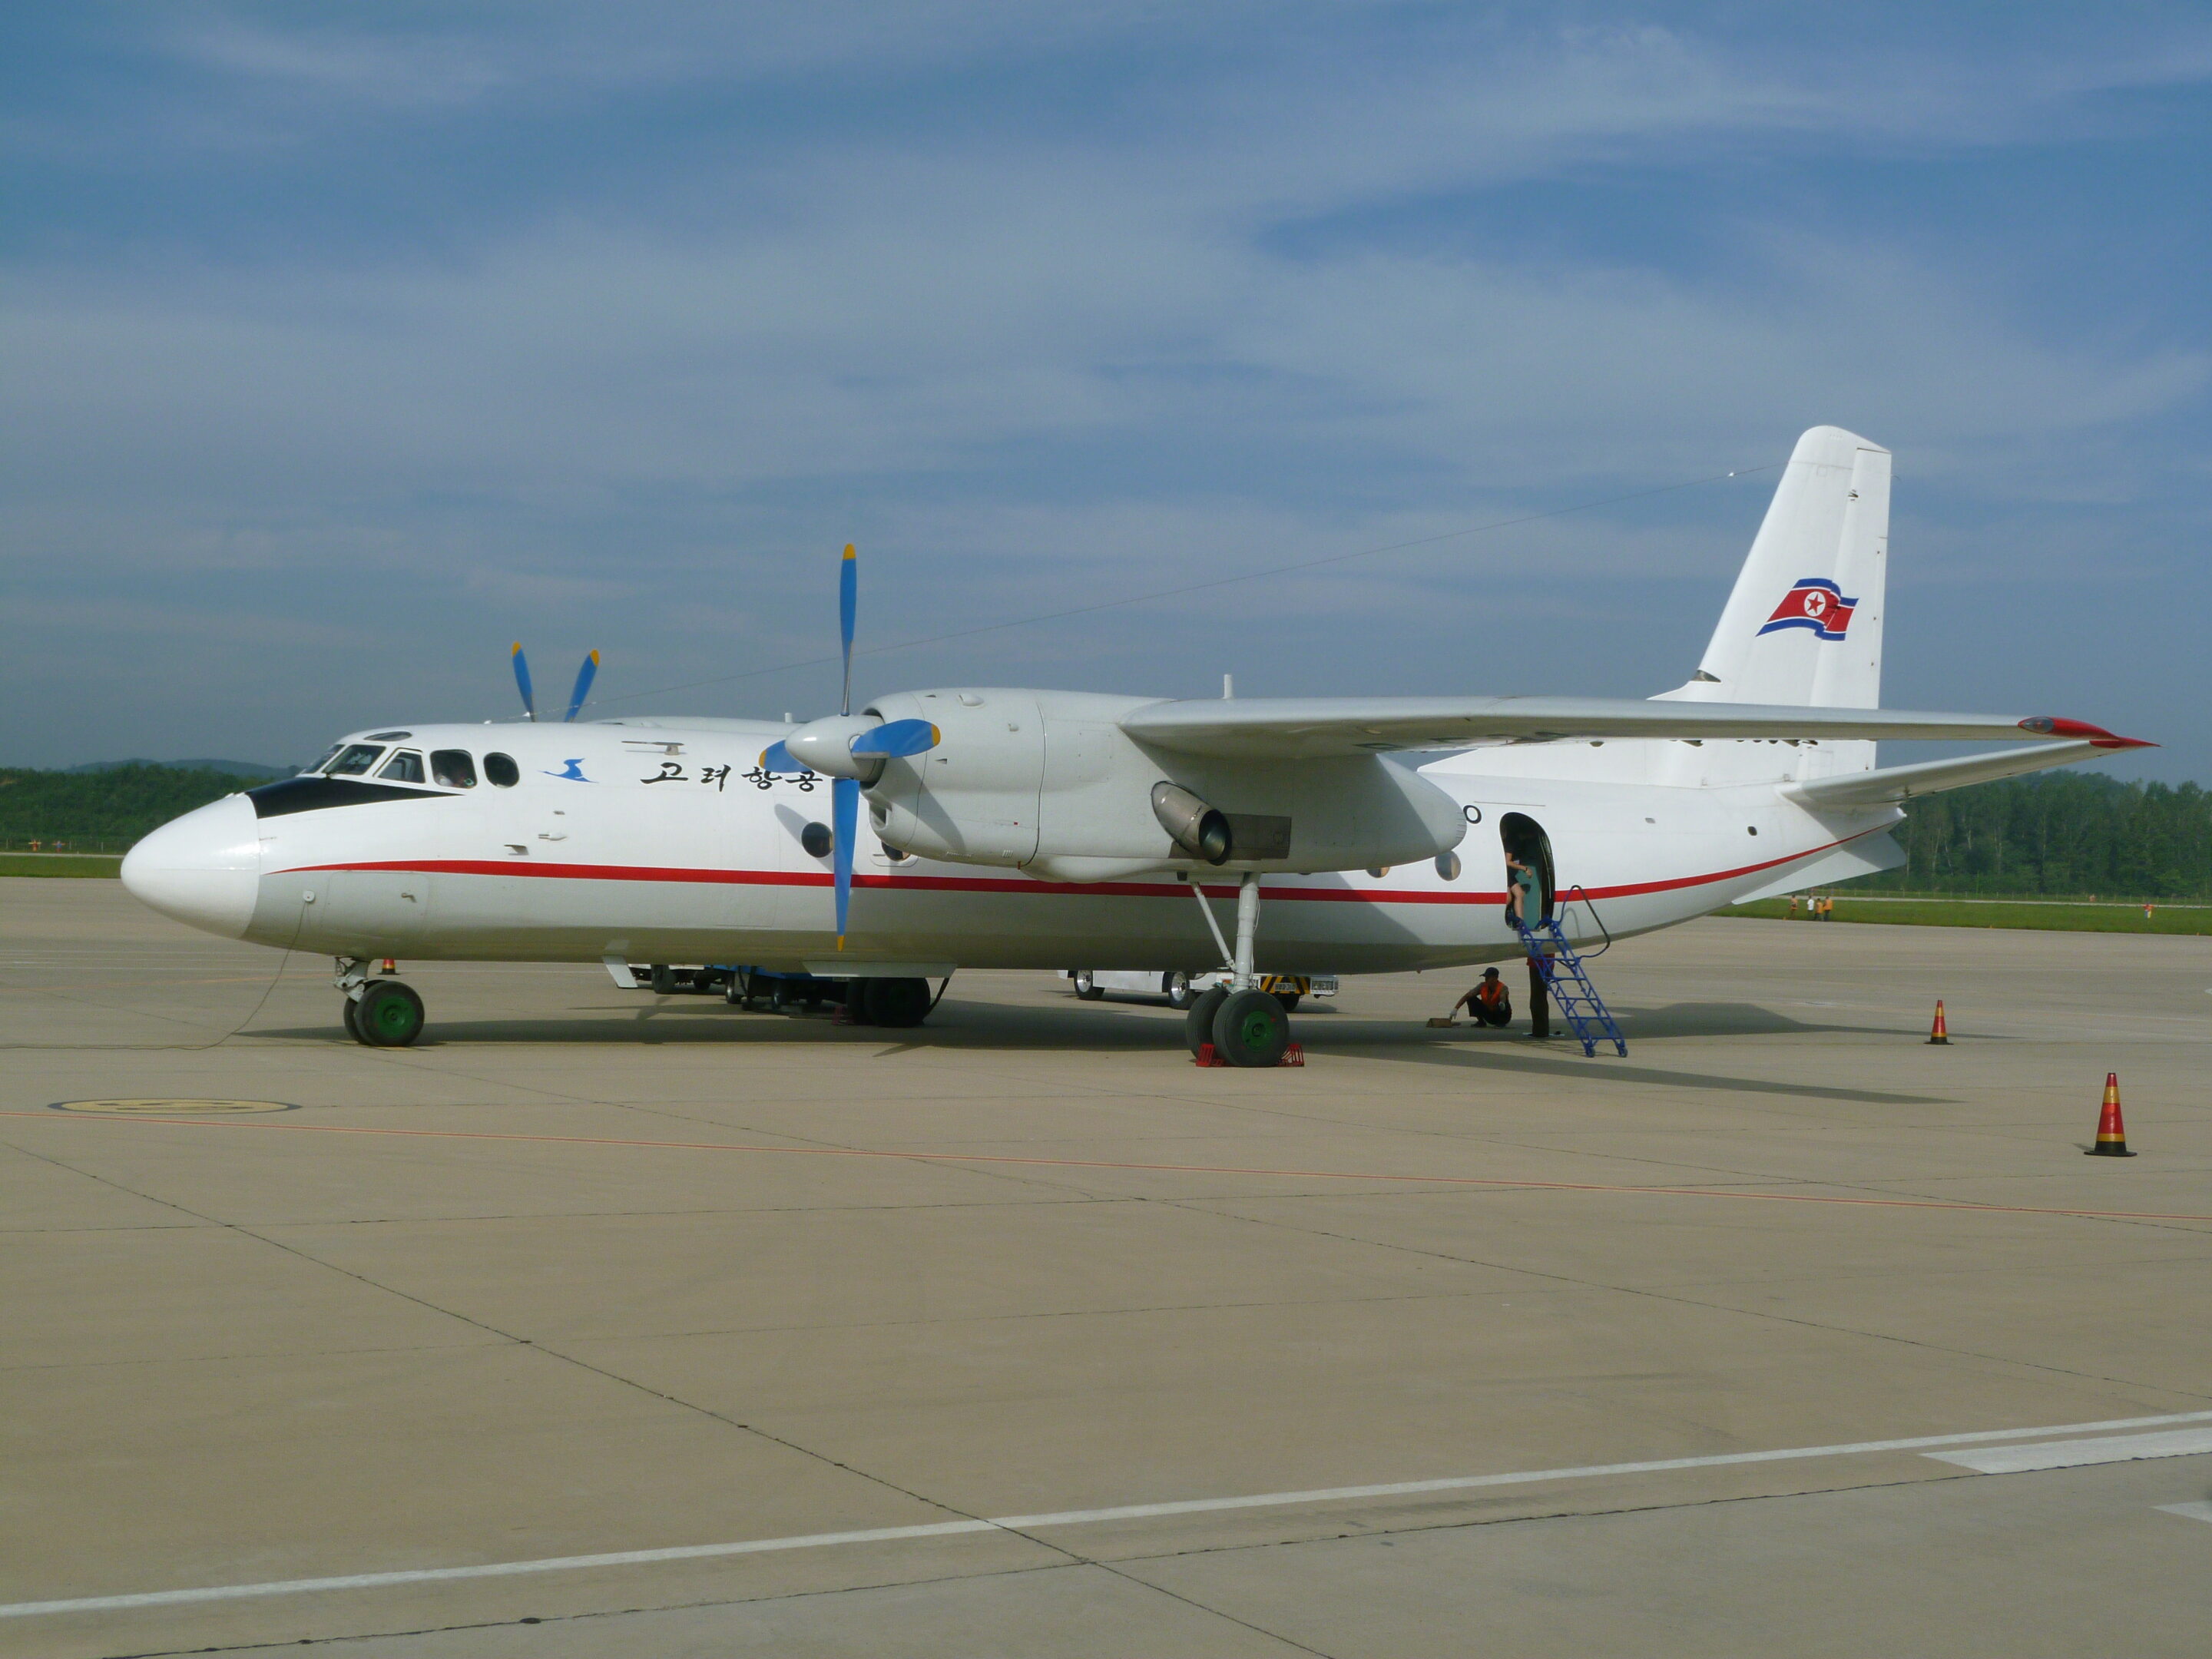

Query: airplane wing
left=1783, top=740, right=2118, bottom=809
left=1118, top=697, right=2147, bottom=760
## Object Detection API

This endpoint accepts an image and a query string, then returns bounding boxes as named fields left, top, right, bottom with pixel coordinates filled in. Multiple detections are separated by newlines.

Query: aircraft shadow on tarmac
left=254, top=998, right=1955, bottom=1107
left=1443, top=1001, right=1929, bottom=1041
left=263, top=999, right=1245, bottom=1050
left=1362, top=1040, right=1955, bottom=1107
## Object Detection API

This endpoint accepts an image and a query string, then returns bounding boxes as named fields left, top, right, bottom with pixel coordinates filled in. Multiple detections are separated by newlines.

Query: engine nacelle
left=1150, top=783, right=1230, bottom=864
left=860, top=688, right=1465, bottom=879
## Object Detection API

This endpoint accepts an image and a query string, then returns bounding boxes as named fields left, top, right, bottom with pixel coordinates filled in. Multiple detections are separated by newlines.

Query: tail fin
left=1663, top=426, right=1889, bottom=709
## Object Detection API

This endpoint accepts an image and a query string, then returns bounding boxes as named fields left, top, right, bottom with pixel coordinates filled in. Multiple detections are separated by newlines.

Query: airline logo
left=1758, top=578, right=1857, bottom=642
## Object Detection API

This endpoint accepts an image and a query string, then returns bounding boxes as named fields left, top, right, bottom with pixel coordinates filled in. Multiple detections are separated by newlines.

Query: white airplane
left=123, top=427, right=2147, bottom=1062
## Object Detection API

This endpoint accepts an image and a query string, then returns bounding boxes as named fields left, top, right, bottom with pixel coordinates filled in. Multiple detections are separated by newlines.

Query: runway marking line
left=7, top=1409, right=2212, bottom=1621
left=4, top=1110, right=2211, bottom=1227
left=1925, top=1426, right=2212, bottom=1474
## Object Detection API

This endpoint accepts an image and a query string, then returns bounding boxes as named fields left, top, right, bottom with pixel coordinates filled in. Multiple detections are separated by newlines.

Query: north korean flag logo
left=1758, top=578, right=1857, bottom=642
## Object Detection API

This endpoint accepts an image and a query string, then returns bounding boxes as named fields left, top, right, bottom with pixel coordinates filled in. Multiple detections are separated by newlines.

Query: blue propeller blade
left=832, top=776, right=859, bottom=945
left=511, top=643, right=536, bottom=721
left=849, top=718, right=940, bottom=758
left=838, top=543, right=857, bottom=716
left=561, top=651, right=600, bottom=723
left=759, top=741, right=808, bottom=775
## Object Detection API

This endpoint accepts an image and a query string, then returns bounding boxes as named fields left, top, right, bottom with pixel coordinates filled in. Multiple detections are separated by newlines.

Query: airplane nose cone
left=121, top=794, right=262, bottom=939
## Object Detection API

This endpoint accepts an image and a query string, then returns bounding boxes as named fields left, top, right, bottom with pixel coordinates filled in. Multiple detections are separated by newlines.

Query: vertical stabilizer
left=1664, top=426, right=1889, bottom=709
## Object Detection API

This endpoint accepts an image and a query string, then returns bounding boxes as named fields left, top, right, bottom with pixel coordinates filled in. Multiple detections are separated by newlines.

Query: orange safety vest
left=1475, top=979, right=1508, bottom=1008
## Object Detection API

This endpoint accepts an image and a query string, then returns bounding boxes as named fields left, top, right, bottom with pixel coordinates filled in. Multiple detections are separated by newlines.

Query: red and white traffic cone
left=2088, top=1072, right=2136, bottom=1157
left=1926, top=1001, right=1949, bottom=1045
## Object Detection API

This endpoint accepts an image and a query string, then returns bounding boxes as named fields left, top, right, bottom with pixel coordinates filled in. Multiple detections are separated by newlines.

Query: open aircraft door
left=1498, top=811, right=1555, bottom=928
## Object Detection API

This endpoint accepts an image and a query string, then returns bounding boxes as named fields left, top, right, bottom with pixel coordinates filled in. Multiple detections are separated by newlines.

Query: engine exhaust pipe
left=1151, top=782, right=1232, bottom=865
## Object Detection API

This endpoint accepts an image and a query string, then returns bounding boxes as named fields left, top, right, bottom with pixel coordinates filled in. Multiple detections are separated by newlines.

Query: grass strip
left=0, top=855, right=124, bottom=879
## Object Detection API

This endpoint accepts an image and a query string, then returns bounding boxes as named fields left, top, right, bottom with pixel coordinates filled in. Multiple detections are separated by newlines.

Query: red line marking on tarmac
left=6, top=1111, right=2209, bottom=1226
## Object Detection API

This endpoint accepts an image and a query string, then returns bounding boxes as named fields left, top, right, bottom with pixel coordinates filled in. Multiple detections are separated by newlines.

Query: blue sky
left=4, top=2, right=2208, bottom=777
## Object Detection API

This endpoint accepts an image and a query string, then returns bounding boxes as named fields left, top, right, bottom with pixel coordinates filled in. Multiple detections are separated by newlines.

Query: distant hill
left=0, top=763, right=288, bottom=850
left=64, top=757, right=293, bottom=779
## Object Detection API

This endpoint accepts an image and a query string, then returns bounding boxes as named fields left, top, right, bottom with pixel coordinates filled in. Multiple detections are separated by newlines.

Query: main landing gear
left=337, top=958, right=425, bottom=1047
left=1183, top=873, right=1294, bottom=1068
left=842, top=975, right=935, bottom=1028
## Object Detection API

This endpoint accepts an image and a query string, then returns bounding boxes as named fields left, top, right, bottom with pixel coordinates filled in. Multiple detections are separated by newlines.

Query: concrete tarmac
left=2, top=877, right=2209, bottom=1657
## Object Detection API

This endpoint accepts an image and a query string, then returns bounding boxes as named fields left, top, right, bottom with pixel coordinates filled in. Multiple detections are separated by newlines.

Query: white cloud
left=4, top=4, right=2209, bottom=770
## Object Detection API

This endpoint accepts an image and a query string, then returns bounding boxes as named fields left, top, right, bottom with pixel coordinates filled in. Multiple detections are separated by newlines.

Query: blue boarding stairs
left=1517, top=916, right=1628, bottom=1058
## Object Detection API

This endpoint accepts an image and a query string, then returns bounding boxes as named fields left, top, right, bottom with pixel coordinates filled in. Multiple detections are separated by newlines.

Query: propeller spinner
left=759, top=545, right=942, bottom=946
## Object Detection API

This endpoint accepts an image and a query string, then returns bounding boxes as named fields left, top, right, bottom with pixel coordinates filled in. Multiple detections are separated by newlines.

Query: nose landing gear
left=336, top=958, right=426, bottom=1047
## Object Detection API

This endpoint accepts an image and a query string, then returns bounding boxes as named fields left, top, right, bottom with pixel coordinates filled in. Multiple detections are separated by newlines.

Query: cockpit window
left=484, top=752, right=520, bottom=788
left=306, top=744, right=343, bottom=775
left=431, top=750, right=478, bottom=789
left=326, top=744, right=386, bottom=777
left=378, top=750, right=426, bottom=783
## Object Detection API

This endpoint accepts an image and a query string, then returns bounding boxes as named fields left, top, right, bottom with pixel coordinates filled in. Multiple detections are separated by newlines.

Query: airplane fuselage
left=128, top=717, right=1900, bottom=975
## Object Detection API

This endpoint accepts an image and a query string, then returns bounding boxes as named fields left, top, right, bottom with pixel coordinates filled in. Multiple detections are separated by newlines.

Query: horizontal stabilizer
left=1783, top=741, right=2115, bottom=809
left=1119, top=697, right=2147, bottom=760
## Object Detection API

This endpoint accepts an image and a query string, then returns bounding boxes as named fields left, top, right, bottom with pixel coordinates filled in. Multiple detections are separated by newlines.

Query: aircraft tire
left=650, top=964, right=676, bottom=995
left=872, top=977, right=932, bottom=1028
left=341, top=995, right=363, bottom=1044
left=1185, top=986, right=1229, bottom=1056
left=724, top=973, right=746, bottom=1006
left=1072, top=971, right=1104, bottom=1001
left=845, top=978, right=880, bottom=1024
left=1165, top=972, right=1196, bottom=1011
left=356, top=979, right=425, bottom=1048
left=1212, top=988, right=1290, bottom=1068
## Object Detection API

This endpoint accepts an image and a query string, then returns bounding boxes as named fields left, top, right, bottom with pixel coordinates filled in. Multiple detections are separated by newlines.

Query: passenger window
left=378, top=750, right=426, bottom=783
left=484, top=752, right=520, bottom=788
left=327, top=744, right=385, bottom=777
left=431, top=750, right=478, bottom=789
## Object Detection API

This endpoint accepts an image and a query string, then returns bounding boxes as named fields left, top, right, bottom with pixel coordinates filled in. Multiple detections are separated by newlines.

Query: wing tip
left=2019, top=717, right=2156, bottom=750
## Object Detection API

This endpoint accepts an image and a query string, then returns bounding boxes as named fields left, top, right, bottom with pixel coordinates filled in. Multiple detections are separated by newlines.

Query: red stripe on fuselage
left=277, top=828, right=1881, bottom=906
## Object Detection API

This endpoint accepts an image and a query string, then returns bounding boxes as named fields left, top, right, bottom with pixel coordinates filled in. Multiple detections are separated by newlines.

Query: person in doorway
left=1507, top=853, right=1542, bottom=934
left=1453, top=968, right=1513, bottom=1028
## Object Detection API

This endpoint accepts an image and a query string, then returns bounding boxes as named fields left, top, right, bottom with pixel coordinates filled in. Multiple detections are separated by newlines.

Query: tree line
left=0, top=765, right=266, bottom=850
left=1860, top=770, right=2212, bottom=899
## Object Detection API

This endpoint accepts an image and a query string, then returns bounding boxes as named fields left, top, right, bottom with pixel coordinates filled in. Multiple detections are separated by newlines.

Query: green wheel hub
left=1210, top=988, right=1290, bottom=1068
left=353, top=980, right=425, bottom=1048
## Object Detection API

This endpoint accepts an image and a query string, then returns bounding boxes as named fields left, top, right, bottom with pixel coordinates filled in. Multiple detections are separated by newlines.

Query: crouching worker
left=1453, top=968, right=1514, bottom=1028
